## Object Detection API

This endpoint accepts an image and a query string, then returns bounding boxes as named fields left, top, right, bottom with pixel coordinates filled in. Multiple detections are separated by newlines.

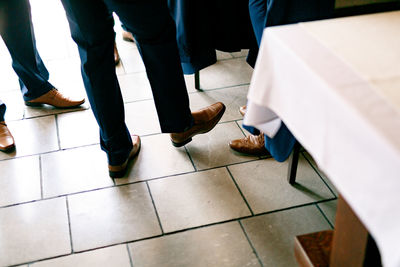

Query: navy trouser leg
left=0, top=0, right=53, bottom=101
left=0, top=100, right=6, bottom=122
left=60, top=0, right=133, bottom=165
left=105, top=0, right=193, bottom=132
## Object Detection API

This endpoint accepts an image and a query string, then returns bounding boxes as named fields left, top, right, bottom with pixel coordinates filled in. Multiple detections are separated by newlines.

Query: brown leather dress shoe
left=0, top=121, right=15, bottom=152
left=108, top=135, right=141, bottom=178
left=122, top=30, right=134, bottom=42
left=229, top=133, right=270, bottom=156
left=25, top=89, right=85, bottom=108
left=170, top=102, right=226, bottom=147
left=239, top=105, right=246, bottom=116
left=114, top=41, right=120, bottom=65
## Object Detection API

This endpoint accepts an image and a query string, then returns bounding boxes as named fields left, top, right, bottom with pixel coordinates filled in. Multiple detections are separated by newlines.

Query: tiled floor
left=0, top=1, right=338, bottom=266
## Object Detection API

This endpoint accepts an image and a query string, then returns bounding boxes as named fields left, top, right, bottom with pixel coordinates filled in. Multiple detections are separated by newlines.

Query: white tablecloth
left=244, top=11, right=400, bottom=267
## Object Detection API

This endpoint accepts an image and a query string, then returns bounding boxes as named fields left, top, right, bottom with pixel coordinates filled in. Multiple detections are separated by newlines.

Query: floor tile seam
left=315, top=203, right=335, bottom=229
left=0, top=183, right=337, bottom=212
left=246, top=198, right=339, bottom=219
left=218, top=55, right=247, bottom=61
left=121, top=82, right=251, bottom=105
left=55, top=114, right=62, bottom=150
left=226, top=167, right=255, bottom=216
left=116, top=158, right=265, bottom=187
left=3, top=108, right=89, bottom=123
left=126, top=243, right=134, bottom=267
left=0, top=183, right=122, bottom=210
left=0, top=139, right=108, bottom=163
left=238, top=221, right=265, bottom=267
left=301, top=151, right=338, bottom=197
left=184, top=146, right=197, bottom=171
left=187, top=82, right=250, bottom=94
left=145, top=181, right=164, bottom=234
left=235, top=120, right=248, bottom=137
left=39, top=155, right=44, bottom=199
left=65, top=196, right=74, bottom=253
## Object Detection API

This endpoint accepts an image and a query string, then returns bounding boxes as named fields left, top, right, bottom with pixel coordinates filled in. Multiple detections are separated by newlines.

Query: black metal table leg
left=287, top=141, right=301, bottom=184
left=195, top=71, right=200, bottom=90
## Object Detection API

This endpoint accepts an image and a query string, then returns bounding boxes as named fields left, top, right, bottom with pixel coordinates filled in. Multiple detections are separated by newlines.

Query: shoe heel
left=109, top=169, right=126, bottom=178
left=171, top=137, right=192, bottom=147
left=25, top=101, right=43, bottom=107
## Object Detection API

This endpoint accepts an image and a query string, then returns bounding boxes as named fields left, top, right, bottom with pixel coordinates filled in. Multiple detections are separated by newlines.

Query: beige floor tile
left=186, top=122, right=258, bottom=170
left=118, top=72, right=153, bottom=103
left=302, top=151, right=339, bottom=196
left=1, top=90, right=25, bottom=121
left=241, top=205, right=332, bottom=267
left=118, top=45, right=146, bottom=74
left=228, top=155, right=335, bottom=214
left=68, top=183, right=162, bottom=251
left=148, top=168, right=251, bottom=232
left=231, top=49, right=250, bottom=58
left=115, top=134, right=194, bottom=184
left=41, top=145, right=113, bottom=198
left=189, top=85, right=249, bottom=123
left=31, top=245, right=131, bottom=267
left=0, top=156, right=41, bottom=207
left=0, top=198, right=71, bottom=266
left=318, top=200, right=337, bottom=226
left=0, top=116, right=59, bottom=160
left=129, top=222, right=260, bottom=267
left=125, top=100, right=161, bottom=136
left=196, top=57, right=253, bottom=90
left=58, top=109, right=99, bottom=149
left=216, top=50, right=234, bottom=60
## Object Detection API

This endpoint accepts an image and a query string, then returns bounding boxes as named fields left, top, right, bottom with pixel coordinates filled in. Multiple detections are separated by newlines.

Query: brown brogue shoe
left=0, top=121, right=15, bottom=152
left=239, top=105, right=247, bottom=116
left=122, top=30, right=135, bottom=42
left=170, top=102, right=226, bottom=147
left=108, top=135, right=141, bottom=178
left=229, top=133, right=270, bottom=156
left=25, top=89, right=85, bottom=108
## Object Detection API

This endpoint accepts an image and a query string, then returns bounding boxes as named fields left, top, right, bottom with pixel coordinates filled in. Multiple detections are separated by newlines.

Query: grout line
left=301, top=151, right=338, bottom=198
left=65, top=196, right=74, bottom=253
left=315, top=203, right=335, bottom=229
left=184, top=146, right=197, bottom=172
left=226, top=167, right=254, bottom=216
left=39, top=155, right=44, bottom=199
left=238, top=221, right=265, bottom=267
left=55, top=114, right=62, bottom=150
left=126, top=244, right=134, bottom=267
left=235, top=120, right=247, bottom=137
left=145, top=182, right=164, bottom=234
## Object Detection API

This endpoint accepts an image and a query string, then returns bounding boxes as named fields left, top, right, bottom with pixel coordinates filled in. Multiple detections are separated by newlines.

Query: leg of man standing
left=60, top=0, right=225, bottom=177
left=0, top=0, right=85, bottom=108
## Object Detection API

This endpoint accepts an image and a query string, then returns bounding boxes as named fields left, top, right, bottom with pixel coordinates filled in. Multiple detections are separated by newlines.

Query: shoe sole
left=0, top=145, right=15, bottom=153
left=123, top=36, right=135, bottom=42
left=25, top=101, right=85, bottom=109
left=171, top=105, right=226, bottom=147
left=109, top=143, right=141, bottom=178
